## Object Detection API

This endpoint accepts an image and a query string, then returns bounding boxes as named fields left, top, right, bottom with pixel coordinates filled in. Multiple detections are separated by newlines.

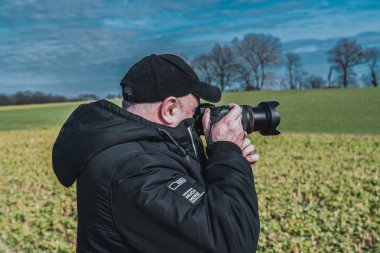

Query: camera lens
left=194, top=101, right=280, bottom=136
left=251, top=101, right=280, bottom=135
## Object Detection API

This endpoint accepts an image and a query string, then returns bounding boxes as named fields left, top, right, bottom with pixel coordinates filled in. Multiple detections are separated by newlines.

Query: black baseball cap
left=120, top=54, right=221, bottom=103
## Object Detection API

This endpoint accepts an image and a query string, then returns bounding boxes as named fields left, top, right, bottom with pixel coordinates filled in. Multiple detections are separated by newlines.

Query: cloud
left=0, top=0, right=379, bottom=96
left=293, top=46, right=318, bottom=53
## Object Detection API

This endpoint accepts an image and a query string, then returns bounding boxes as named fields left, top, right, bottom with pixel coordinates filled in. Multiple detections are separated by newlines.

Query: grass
left=0, top=100, right=121, bottom=131
left=1, top=88, right=379, bottom=134
left=218, top=88, right=380, bottom=135
left=0, top=88, right=379, bottom=252
left=254, top=133, right=380, bottom=252
left=0, top=128, right=76, bottom=252
left=0, top=128, right=379, bottom=252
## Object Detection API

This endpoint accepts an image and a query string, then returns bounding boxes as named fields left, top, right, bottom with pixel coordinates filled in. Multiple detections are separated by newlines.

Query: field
left=1, top=88, right=379, bottom=134
left=0, top=88, right=379, bottom=252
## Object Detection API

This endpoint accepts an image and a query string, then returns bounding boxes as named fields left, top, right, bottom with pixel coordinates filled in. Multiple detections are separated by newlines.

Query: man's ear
left=160, top=96, right=180, bottom=126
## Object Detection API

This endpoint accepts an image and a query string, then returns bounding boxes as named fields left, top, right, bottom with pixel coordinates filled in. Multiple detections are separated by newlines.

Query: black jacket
left=52, top=99, right=260, bottom=253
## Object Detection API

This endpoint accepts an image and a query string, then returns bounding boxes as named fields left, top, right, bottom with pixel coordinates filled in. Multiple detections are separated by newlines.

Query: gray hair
left=122, top=99, right=161, bottom=115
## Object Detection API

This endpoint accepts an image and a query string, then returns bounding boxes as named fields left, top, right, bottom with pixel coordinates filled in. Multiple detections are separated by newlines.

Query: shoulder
left=112, top=147, right=189, bottom=180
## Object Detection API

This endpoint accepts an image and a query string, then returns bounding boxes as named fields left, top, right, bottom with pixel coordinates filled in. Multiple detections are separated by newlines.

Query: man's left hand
left=241, top=132, right=259, bottom=165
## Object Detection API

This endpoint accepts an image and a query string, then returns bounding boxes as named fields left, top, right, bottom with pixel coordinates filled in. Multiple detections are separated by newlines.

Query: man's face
left=177, top=94, right=200, bottom=123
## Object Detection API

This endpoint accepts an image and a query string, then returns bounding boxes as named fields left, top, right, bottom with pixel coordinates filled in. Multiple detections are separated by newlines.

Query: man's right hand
left=202, top=103, right=245, bottom=148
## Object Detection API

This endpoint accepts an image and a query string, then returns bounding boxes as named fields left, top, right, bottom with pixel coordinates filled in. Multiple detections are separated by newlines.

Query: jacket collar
left=94, top=100, right=201, bottom=160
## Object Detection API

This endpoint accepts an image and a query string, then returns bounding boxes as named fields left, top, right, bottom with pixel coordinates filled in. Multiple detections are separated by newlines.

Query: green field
left=0, top=88, right=379, bottom=252
left=0, top=101, right=106, bottom=131
left=218, top=88, right=380, bottom=135
left=1, top=88, right=380, bottom=134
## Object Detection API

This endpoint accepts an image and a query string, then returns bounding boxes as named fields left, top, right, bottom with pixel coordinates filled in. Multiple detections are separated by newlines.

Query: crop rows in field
left=0, top=127, right=379, bottom=252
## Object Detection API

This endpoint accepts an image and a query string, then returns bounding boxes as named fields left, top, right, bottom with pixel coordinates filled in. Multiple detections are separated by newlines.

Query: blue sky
left=0, top=0, right=379, bottom=96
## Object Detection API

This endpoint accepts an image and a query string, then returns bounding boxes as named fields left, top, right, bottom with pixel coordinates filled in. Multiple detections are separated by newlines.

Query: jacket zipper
left=187, top=127, right=198, bottom=159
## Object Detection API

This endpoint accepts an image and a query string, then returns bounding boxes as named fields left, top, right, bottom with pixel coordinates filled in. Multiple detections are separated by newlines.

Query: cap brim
left=192, top=82, right=221, bottom=103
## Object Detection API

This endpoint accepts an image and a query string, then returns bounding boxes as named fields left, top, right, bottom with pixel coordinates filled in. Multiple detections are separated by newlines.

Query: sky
left=0, top=0, right=379, bottom=97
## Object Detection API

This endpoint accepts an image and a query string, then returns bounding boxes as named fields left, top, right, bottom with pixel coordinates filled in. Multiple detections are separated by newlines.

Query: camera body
left=193, top=101, right=281, bottom=136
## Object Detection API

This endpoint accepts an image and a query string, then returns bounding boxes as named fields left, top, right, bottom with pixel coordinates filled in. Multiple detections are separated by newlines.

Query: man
left=52, top=54, right=260, bottom=252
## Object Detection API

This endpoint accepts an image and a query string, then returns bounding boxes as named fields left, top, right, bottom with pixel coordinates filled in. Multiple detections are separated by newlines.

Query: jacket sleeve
left=111, top=141, right=260, bottom=253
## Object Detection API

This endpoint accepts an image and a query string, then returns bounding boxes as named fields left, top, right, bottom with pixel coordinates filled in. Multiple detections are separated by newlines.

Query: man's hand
left=202, top=104, right=245, bottom=147
left=241, top=133, right=259, bottom=165
left=202, top=104, right=259, bottom=164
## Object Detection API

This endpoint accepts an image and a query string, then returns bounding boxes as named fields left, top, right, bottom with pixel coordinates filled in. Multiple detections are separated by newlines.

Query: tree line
left=0, top=91, right=121, bottom=106
left=191, top=33, right=379, bottom=91
left=1, top=33, right=378, bottom=106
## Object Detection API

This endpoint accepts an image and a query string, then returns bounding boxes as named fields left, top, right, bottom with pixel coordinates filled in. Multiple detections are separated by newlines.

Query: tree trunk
left=288, top=66, right=294, bottom=89
left=254, top=72, right=260, bottom=90
left=299, top=78, right=303, bottom=90
left=246, top=80, right=253, bottom=90
left=343, top=67, right=348, bottom=88
left=220, top=74, right=225, bottom=92
left=371, top=68, right=378, bottom=87
left=327, top=67, right=333, bottom=88
left=260, top=65, right=265, bottom=89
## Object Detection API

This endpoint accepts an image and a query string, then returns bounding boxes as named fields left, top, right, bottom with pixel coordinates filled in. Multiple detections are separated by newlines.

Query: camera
left=193, top=101, right=281, bottom=136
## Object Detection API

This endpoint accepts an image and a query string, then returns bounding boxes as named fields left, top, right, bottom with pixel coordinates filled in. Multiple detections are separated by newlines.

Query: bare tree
left=285, top=52, right=302, bottom=89
left=294, top=69, right=308, bottom=89
left=229, top=59, right=254, bottom=90
left=327, top=38, right=364, bottom=88
left=364, top=47, right=379, bottom=87
left=327, top=66, right=334, bottom=88
left=209, top=44, right=237, bottom=92
left=106, top=94, right=122, bottom=99
left=307, top=75, right=324, bottom=89
left=192, top=54, right=215, bottom=85
left=233, top=33, right=282, bottom=90
left=0, top=91, right=108, bottom=106
left=233, top=36, right=259, bottom=89
left=77, top=94, right=99, bottom=101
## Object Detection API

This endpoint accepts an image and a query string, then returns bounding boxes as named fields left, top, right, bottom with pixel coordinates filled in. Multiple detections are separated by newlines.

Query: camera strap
left=206, top=115, right=219, bottom=146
